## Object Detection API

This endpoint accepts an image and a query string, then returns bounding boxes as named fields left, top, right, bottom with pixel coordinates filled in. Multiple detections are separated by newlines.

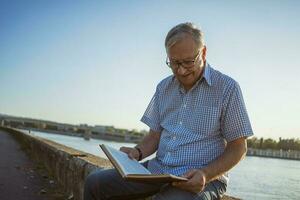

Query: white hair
left=165, top=22, right=205, bottom=50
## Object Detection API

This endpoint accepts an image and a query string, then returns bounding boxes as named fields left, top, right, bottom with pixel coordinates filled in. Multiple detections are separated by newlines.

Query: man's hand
left=119, top=147, right=140, bottom=160
left=172, top=169, right=206, bottom=194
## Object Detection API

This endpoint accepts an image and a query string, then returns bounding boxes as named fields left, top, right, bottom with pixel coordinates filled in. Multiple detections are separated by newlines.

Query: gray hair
left=165, top=22, right=205, bottom=50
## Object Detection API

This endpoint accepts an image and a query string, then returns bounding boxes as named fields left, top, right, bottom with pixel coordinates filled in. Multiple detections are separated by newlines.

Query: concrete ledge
left=1, top=127, right=239, bottom=200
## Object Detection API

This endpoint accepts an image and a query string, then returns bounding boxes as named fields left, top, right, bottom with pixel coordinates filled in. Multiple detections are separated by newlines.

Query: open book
left=99, top=144, right=188, bottom=183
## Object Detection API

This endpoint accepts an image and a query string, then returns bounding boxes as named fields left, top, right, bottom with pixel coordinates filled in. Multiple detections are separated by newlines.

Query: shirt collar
left=203, top=62, right=212, bottom=86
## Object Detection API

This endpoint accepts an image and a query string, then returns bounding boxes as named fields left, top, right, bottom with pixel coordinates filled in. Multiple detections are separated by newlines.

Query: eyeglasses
left=166, top=50, right=201, bottom=70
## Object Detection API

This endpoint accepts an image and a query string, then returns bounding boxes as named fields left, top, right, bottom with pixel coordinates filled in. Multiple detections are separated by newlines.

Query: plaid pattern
left=141, top=63, right=253, bottom=184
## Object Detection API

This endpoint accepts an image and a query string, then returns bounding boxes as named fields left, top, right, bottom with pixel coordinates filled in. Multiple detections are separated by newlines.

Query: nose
left=177, top=65, right=187, bottom=75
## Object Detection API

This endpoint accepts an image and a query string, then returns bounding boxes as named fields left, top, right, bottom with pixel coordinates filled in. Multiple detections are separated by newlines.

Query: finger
left=120, top=147, right=130, bottom=154
left=172, top=182, right=191, bottom=191
left=128, top=152, right=136, bottom=160
left=172, top=182, right=185, bottom=188
left=172, top=180, right=188, bottom=187
left=119, top=147, right=127, bottom=152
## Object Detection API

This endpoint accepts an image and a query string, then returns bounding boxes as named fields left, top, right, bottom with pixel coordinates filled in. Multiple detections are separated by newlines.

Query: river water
left=25, top=130, right=300, bottom=200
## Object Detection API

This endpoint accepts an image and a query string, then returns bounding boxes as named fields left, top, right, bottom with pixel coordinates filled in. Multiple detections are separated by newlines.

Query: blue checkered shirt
left=141, top=63, right=253, bottom=184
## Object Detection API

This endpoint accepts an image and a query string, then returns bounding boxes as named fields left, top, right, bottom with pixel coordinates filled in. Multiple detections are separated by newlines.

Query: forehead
left=167, top=35, right=198, bottom=60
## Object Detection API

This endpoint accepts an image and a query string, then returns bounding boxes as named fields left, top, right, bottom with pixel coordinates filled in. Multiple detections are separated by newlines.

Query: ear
left=201, top=46, right=207, bottom=62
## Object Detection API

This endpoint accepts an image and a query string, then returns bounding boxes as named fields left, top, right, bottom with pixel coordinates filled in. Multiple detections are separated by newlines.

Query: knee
left=84, top=169, right=124, bottom=200
left=84, top=171, right=101, bottom=195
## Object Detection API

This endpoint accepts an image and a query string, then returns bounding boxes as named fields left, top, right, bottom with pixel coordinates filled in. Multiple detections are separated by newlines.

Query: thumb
left=120, top=147, right=132, bottom=155
left=119, top=146, right=128, bottom=153
left=183, top=169, right=197, bottom=179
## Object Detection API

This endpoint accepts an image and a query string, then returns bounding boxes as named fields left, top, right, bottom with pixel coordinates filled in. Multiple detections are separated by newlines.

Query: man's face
left=167, top=35, right=206, bottom=91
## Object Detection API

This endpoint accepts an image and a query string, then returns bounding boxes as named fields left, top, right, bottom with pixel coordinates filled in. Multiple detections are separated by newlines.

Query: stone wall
left=2, top=127, right=111, bottom=200
left=1, top=127, right=238, bottom=200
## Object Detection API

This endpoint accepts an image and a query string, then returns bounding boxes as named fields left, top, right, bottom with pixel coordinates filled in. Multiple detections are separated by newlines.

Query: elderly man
left=84, top=22, right=253, bottom=200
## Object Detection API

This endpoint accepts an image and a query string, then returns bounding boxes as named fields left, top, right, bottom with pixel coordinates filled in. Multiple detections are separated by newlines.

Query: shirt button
left=167, top=152, right=171, bottom=155
left=179, top=121, right=182, bottom=125
left=173, top=136, right=176, bottom=140
left=183, top=104, right=187, bottom=108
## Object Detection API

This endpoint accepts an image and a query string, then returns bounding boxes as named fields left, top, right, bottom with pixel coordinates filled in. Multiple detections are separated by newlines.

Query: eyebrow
left=170, top=52, right=199, bottom=61
left=170, top=49, right=200, bottom=61
left=170, top=57, right=193, bottom=61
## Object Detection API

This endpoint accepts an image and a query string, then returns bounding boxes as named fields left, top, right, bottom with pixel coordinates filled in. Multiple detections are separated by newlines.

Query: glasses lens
left=182, top=61, right=195, bottom=68
left=167, top=51, right=200, bottom=69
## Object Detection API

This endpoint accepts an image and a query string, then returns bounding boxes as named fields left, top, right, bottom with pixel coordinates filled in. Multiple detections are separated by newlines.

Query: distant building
left=93, top=125, right=115, bottom=133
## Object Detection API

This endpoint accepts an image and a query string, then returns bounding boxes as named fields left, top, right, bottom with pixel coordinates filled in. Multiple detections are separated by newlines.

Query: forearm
left=202, top=137, right=247, bottom=182
left=136, top=129, right=161, bottom=159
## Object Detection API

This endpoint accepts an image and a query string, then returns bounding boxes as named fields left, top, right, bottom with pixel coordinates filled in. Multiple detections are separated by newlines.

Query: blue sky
left=1, top=0, right=299, bottom=139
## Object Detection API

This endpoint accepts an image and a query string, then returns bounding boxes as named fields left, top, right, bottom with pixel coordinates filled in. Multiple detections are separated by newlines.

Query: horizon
left=1, top=1, right=300, bottom=139
left=1, top=112, right=299, bottom=141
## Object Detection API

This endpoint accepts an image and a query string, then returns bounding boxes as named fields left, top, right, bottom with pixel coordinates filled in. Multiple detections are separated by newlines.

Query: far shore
left=19, top=127, right=300, bottom=161
left=247, top=148, right=300, bottom=161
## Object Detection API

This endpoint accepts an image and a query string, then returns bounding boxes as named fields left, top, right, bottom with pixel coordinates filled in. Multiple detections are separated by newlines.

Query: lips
left=182, top=73, right=192, bottom=78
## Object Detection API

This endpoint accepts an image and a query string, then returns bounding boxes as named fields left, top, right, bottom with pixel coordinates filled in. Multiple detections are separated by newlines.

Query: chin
left=179, top=77, right=196, bottom=88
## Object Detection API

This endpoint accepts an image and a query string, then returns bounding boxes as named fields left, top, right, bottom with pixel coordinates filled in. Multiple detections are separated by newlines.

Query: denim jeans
left=84, top=167, right=226, bottom=200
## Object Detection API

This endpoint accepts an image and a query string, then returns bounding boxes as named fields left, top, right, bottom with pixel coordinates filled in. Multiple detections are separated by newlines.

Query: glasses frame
left=166, top=50, right=202, bottom=71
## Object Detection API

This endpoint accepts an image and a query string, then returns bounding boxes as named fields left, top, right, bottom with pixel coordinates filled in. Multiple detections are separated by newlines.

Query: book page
left=104, top=145, right=151, bottom=175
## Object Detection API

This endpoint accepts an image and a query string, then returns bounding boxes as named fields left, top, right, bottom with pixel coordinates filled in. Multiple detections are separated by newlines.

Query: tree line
left=247, top=137, right=300, bottom=151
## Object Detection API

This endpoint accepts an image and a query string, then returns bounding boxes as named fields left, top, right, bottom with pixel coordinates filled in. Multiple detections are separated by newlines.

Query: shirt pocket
left=188, top=105, right=220, bottom=136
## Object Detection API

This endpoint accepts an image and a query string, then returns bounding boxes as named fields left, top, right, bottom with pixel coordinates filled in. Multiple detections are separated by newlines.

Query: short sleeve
left=140, top=85, right=163, bottom=133
left=221, top=82, right=253, bottom=142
